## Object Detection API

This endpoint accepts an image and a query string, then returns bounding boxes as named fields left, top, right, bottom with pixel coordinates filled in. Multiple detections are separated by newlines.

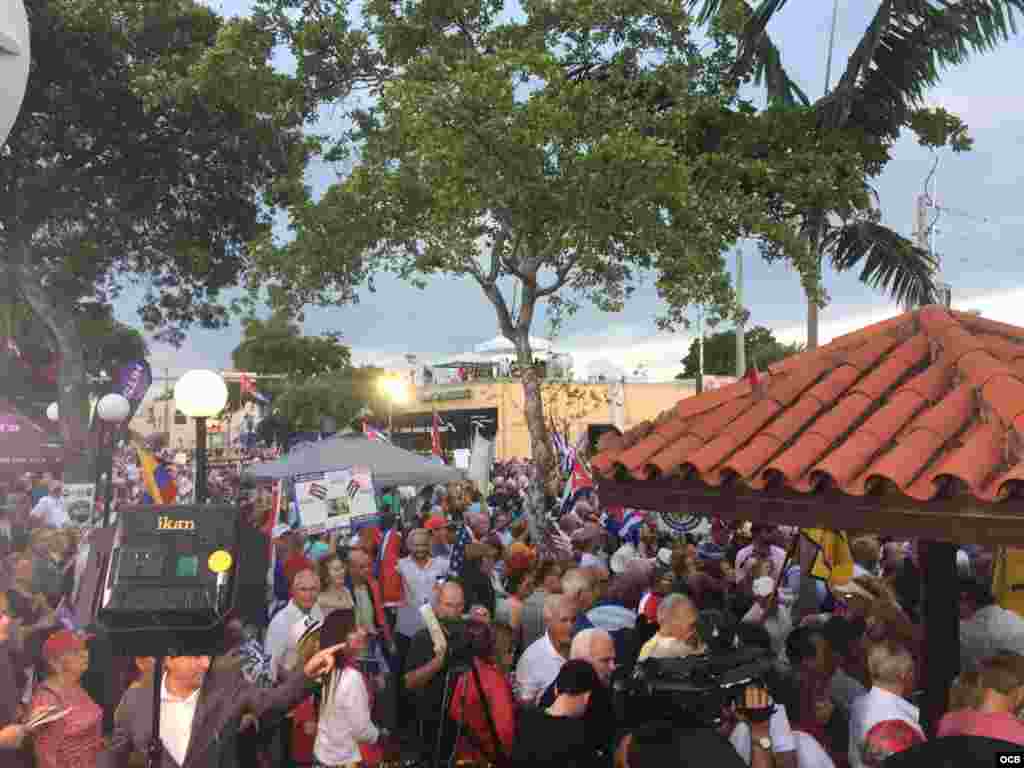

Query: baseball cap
left=43, top=629, right=90, bottom=662
left=862, top=719, right=925, bottom=766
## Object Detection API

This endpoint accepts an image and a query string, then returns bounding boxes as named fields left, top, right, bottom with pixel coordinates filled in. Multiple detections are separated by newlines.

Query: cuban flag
left=362, top=421, right=389, bottom=442
left=551, top=431, right=573, bottom=476
left=240, top=373, right=271, bottom=404
left=559, top=457, right=594, bottom=515
left=616, top=509, right=648, bottom=545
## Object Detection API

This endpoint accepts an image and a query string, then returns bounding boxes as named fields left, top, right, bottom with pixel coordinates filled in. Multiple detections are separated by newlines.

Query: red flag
left=745, top=365, right=762, bottom=387
left=431, top=410, right=443, bottom=457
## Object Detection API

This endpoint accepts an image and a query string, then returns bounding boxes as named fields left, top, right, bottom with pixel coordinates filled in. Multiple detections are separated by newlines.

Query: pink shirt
left=937, top=709, right=1024, bottom=745
left=31, top=684, right=104, bottom=768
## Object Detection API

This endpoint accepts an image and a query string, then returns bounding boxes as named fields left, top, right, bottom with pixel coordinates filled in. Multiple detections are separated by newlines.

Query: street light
left=174, top=370, right=228, bottom=504
left=46, top=402, right=59, bottom=422
left=96, top=393, right=131, bottom=526
left=379, top=376, right=410, bottom=435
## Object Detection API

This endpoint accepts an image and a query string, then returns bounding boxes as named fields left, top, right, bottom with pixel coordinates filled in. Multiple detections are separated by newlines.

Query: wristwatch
left=754, top=735, right=772, bottom=752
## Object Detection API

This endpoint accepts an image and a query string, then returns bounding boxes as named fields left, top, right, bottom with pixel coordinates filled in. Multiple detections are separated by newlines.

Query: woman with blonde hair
left=318, top=552, right=355, bottom=613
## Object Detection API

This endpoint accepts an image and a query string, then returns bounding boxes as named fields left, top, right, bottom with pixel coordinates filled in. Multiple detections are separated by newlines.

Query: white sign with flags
left=293, top=466, right=377, bottom=534
left=63, top=483, right=97, bottom=527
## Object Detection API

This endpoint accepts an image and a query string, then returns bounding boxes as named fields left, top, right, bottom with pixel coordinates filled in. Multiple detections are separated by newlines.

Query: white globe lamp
left=96, top=393, right=132, bottom=424
left=46, top=402, right=59, bottom=422
left=0, top=0, right=30, bottom=146
left=174, top=369, right=229, bottom=418
left=174, top=369, right=228, bottom=504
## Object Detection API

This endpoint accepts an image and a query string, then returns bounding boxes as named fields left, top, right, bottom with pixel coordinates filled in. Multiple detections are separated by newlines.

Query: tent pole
left=920, top=541, right=958, bottom=735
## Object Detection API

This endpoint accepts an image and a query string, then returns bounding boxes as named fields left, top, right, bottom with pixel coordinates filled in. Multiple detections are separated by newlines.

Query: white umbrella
left=474, top=334, right=553, bottom=356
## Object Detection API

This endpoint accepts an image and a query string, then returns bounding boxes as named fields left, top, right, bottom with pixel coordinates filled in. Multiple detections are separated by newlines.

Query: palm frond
left=687, top=0, right=807, bottom=105
left=823, top=0, right=1024, bottom=135
left=749, top=32, right=810, bottom=106
left=822, top=221, right=938, bottom=307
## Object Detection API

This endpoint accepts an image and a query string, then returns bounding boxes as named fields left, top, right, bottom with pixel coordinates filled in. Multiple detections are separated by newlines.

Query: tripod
left=146, top=656, right=165, bottom=768
left=431, top=659, right=471, bottom=768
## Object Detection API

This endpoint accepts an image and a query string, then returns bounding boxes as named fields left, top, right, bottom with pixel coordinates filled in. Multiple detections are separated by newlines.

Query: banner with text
left=293, top=466, right=377, bottom=534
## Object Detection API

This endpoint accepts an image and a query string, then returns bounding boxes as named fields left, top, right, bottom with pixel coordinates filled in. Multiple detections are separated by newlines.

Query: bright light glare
left=379, top=377, right=410, bottom=404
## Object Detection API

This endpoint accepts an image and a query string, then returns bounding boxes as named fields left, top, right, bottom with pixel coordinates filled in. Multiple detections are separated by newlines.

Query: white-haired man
left=536, top=628, right=618, bottom=758
left=637, top=593, right=705, bottom=661
left=848, top=640, right=922, bottom=768
left=516, top=594, right=577, bottom=705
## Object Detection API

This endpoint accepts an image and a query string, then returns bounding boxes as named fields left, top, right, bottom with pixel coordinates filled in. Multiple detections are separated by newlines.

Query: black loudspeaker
left=96, top=505, right=241, bottom=656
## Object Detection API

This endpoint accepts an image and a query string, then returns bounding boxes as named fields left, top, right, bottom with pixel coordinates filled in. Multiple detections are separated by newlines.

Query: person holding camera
left=403, top=580, right=466, bottom=761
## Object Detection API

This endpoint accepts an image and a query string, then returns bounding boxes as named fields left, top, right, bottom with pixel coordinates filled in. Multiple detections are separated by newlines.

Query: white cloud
left=548, top=286, right=1024, bottom=382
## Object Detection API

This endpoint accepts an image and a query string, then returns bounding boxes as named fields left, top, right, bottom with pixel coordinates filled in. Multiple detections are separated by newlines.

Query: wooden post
left=920, top=541, right=959, bottom=735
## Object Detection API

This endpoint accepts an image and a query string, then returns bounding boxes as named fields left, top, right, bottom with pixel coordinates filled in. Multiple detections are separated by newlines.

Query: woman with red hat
left=30, top=629, right=103, bottom=768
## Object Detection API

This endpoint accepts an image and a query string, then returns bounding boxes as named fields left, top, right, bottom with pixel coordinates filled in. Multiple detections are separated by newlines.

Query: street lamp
left=96, top=392, right=131, bottom=526
left=174, top=370, right=228, bottom=504
left=46, top=402, right=59, bottom=422
left=379, top=376, right=410, bottom=435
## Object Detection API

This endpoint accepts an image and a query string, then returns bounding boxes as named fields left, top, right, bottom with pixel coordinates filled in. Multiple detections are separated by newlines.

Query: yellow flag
left=992, top=548, right=1024, bottom=618
left=802, top=529, right=855, bottom=587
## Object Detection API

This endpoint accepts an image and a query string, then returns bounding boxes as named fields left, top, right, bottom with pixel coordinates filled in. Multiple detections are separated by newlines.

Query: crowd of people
left=2, top=462, right=1024, bottom=768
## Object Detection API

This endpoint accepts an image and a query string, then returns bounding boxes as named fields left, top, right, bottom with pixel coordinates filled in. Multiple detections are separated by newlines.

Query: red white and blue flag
left=559, top=457, right=594, bottom=515
left=363, top=421, right=389, bottom=442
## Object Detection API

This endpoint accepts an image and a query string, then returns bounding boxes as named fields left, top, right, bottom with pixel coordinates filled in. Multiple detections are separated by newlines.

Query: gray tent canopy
left=244, top=434, right=466, bottom=487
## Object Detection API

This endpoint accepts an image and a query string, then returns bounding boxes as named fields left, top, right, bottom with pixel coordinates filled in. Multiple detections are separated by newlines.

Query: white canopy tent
left=474, top=335, right=554, bottom=357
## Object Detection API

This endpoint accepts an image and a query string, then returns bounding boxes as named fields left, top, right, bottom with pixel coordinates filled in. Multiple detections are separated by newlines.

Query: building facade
left=389, top=380, right=696, bottom=461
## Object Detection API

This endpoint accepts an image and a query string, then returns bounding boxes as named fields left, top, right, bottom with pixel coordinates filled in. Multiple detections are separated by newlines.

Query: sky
left=135, top=1, right=1024, bottom=383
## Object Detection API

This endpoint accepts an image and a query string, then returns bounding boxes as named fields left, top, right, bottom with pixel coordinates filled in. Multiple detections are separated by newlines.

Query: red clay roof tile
left=592, top=306, right=1024, bottom=506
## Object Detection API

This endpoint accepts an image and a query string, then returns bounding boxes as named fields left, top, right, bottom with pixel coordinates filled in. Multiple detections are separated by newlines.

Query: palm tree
left=692, top=0, right=1023, bottom=346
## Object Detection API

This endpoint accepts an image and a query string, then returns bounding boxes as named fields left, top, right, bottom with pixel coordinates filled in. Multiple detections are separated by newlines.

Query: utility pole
left=735, top=248, right=746, bottom=378
left=806, top=0, right=842, bottom=351
left=164, top=367, right=171, bottom=440
left=696, top=306, right=705, bottom=395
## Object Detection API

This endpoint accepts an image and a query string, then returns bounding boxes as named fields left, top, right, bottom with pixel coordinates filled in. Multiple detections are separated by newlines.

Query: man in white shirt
left=959, top=577, right=1024, bottom=667
left=264, top=567, right=324, bottom=682
left=516, top=594, right=577, bottom=704
left=395, top=529, right=449, bottom=647
left=30, top=481, right=68, bottom=528
left=848, top=640, right=922, bottom=768
left=736, top=525, right=787, bottom=584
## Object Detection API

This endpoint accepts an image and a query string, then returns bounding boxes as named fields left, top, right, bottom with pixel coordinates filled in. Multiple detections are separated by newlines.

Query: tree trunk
left=13, top=246, right=95, bottom=483
left=804, top=225, right=825, bottom=351
left=515, top=339, right=560, bottom=547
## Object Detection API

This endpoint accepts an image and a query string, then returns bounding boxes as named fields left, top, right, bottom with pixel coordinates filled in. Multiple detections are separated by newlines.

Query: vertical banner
left=112, top=359, right=153, bottom=420
left=468, top=431, right=494, bottom=496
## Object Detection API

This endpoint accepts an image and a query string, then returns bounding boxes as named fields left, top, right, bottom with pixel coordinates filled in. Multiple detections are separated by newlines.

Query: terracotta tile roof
left=591, top=306, right=1024, bottom=504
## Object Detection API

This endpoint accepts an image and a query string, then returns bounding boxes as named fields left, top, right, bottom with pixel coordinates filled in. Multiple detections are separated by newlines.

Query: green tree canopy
left=245, top=0, right=881, bottom=520
left=676, top=325, right=800, bottom=379
left=232, top=311, right=352, bottom=380
left=2, top=0, right=313, bottom=467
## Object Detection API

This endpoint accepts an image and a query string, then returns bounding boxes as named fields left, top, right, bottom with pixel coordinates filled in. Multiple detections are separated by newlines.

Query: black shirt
left=405, top=626, right=450, bottom=722
left=537, top=679, right=616, bottom=755
left=512, top=708, right=595, bottom=768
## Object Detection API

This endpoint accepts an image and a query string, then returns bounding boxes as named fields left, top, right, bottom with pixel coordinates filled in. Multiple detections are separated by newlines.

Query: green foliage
left=2, top=0, right=312, bottom=341
left=232, top=311, right=352, bottom=379
left=676, top=325, right=801, bottom=378
left=269, top=371, right=368, bottom=431
left=687, top=0, right=1024, bottom=311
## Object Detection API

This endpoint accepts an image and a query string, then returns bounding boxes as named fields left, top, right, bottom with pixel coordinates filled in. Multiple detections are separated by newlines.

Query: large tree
left=246, top=0, right=878, bottom=533
left=691, top=0, right=1016, bottom=346
left=1, top=0, right=313, bottom=475
left=232, top=311, right=352, bottom=379
left=676, top=325, right=800, bottom=379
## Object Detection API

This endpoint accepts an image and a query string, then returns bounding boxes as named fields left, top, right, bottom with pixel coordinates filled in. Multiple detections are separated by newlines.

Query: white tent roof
left=474, top=335, right=553, bottom=356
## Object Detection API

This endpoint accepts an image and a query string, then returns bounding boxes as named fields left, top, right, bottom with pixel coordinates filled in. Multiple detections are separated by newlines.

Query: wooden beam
left=597, top=478, right=1024, bottom=547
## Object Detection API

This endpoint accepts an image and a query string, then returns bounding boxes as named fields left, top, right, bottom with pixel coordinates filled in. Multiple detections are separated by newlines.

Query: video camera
left=613, top=610, right=777, bottom=729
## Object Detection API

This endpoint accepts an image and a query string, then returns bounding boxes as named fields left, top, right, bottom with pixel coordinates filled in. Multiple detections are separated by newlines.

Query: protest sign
left=293, top=466, right=377, bottom=534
